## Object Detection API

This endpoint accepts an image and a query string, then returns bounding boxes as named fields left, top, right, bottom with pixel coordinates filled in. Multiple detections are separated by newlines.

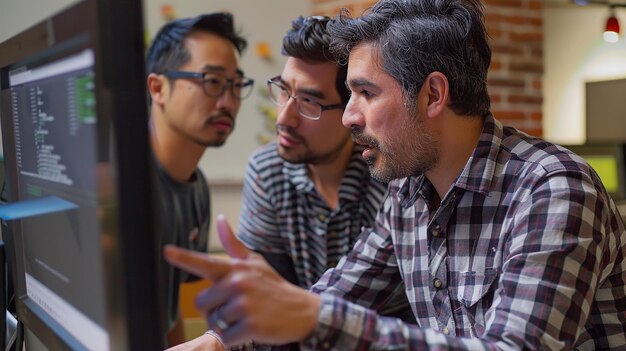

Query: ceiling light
left=604, top=8, right=621, bottom=43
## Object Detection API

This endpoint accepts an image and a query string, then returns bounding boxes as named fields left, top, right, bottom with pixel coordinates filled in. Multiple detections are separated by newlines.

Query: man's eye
left=300, top=97, right=319, bottom=105
left=204, top=76, right=223, bottom=86
left=360, top=89, right=372, bottom=97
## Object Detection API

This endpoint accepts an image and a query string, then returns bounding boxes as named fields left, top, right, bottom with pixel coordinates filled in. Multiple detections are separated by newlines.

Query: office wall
left=543, top=5, right=626, bottom=144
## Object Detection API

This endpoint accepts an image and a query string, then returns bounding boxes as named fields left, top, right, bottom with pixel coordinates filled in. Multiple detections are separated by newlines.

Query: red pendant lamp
left=604, top=7, right=621, bottom=43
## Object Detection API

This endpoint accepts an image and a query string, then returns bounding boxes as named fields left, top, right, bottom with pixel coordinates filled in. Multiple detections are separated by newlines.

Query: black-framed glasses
left=267, top=76, right=345, bottom=120
left=163, top=71, right=254, bottom=99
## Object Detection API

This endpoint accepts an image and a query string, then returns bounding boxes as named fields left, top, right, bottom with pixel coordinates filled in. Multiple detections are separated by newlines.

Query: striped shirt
left=238, top=141, right=388, bottom=289
left=304, top=114, right=626, bottom=350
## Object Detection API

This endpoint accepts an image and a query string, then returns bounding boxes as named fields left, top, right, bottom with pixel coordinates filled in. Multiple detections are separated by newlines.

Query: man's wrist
left=204, top=330, right=226, bottom=350
left=300, top=290, right=322, bottom=340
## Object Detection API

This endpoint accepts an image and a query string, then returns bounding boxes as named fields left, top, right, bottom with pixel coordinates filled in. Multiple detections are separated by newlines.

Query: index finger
left=163, top=245, right=231, bottom=281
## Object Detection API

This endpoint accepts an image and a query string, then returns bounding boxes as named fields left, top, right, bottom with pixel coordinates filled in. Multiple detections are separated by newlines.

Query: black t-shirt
left=152, top=157, right=210, bottom=331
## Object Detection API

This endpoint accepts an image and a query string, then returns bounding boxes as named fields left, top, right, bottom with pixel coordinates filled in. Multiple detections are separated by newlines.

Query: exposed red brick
left=486, top=13, right=505, bottom=24
left=528, top=1, right=543, bottom=10
left=487, top=28, right=503, bottom=39
left=510, top=31, right=543, bottom=42
left=488, top=78, right=526, bottom=88
left=493, top=110, right=525, bottom=120
left=490, top=59, right=503, bottom=70
left=489, top=94, right=502, bottom=103
left=491, top=43, right=525, bottom=55
left=528, top=16, right=543, bottom=26
left=523, top=127, right=544, bottom=137
left=363, top=0, right=378, bottom=9
left=484, top=0, right=523, bottom=7
left=510, top=60, right=543, bottom=74
left=509, top=94, right=543, bottom=104
left=331, top=4, right=357, bottom=16
left=505, top=15, right=526, bottom=25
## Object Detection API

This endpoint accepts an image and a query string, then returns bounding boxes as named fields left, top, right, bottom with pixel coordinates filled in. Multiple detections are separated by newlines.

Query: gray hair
left=328, top=0, right=491, bottom=116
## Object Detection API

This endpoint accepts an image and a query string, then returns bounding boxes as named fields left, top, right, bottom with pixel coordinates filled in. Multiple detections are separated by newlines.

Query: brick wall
left=312, top=0, right=544, bottom=137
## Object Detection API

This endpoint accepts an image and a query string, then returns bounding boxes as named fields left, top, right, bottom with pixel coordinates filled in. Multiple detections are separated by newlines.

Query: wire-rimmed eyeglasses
left=267, top=76, right=345, bottom=120
left=163, top=71, right=254, bottom=99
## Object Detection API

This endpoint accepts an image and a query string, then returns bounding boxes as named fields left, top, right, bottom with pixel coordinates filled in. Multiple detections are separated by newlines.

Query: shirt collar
left=454, top=113, right=502, bottom=195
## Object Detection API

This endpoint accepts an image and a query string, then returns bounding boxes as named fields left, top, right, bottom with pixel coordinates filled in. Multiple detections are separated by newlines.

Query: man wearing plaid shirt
left=164, top=0, right=626, bottom=350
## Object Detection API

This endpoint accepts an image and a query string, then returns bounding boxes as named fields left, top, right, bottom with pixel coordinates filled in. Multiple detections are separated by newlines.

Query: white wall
left=543, top=6, right=626, bottom=144
left=0, top=0, right=79, bottom=42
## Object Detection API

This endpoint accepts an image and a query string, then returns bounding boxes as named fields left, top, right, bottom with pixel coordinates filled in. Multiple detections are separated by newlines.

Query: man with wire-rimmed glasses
left=145, top=13, right=253, bottom=347
left=240, top=15, right=386, bottom=298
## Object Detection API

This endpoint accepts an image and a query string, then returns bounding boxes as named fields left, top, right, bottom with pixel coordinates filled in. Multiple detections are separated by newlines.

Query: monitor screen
left=0, top=0, right=165, bottom=350
left=562, top=143, right=626, bottom=202
left=581, top=155, right=619, bottom=195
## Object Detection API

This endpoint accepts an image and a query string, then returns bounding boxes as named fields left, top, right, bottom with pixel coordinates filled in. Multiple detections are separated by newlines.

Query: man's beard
left=275, top=125, right=352, bottom=165
left=352, top=114, right=439, bottom=182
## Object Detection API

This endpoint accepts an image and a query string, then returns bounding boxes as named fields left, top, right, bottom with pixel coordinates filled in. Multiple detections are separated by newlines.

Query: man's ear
left=147, top=73, right=168, bottom=105
left=424, top=72, right=449, bottom=118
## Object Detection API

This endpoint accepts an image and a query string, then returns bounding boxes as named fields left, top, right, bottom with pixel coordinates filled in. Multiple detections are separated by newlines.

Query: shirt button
left=318, top=214, right=327, bottom=221
left=432, top=224, right=441, bottom=237
left=443, top=327, right=450, bottom=335
left=433, top=278, right=443, bottom=289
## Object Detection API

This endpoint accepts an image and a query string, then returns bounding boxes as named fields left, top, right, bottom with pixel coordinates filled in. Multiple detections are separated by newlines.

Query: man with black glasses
left=145, top=13, right=253, bottom=347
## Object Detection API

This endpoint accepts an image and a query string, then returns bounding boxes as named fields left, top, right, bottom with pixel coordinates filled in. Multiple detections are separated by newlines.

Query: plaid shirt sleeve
left=300, top=167, right=626, bottom=350
left=308, top=198, right=405, bottom=311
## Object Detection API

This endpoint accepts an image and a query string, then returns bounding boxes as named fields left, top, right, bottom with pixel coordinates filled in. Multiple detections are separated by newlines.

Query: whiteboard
left=144, top=0, right=311, bottom=182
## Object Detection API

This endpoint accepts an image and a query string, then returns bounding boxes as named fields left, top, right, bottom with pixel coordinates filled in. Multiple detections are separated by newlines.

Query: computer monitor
left=0, top=0, right=165, bottom=350
left=562, top=143, right=626, bottom=202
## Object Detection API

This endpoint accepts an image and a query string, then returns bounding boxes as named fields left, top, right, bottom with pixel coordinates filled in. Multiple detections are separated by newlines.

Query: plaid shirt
left=305, top=114, right=626, bottom=350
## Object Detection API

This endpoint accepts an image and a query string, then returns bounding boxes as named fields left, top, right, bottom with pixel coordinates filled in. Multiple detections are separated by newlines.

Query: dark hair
left=282, top=16, right=349, bottom=106
left=146, top=12, right=247, bottom=75
left=328, top=0, right=491, bottom=116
